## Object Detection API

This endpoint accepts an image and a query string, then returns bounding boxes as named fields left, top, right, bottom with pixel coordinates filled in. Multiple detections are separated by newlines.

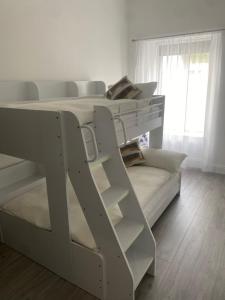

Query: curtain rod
left=132, top=28, right=225, bottom=42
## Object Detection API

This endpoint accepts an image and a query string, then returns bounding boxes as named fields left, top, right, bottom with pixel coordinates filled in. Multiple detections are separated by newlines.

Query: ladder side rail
left=61, top=111, right=134, bottom=300
left=94, top=106, right=156, bottom=271
left=94, top=106, right=153, bottom=225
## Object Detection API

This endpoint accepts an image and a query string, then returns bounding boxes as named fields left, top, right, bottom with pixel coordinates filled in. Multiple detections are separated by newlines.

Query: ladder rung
left=89, top=154, right=111, bottom=168
left=101, top=186, right=129, bottom=208
left=115, top=219, right=144, bottom=252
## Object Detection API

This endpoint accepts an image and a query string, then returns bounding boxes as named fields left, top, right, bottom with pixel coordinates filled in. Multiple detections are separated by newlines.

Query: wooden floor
left=0, top=169, right=225, bottom=300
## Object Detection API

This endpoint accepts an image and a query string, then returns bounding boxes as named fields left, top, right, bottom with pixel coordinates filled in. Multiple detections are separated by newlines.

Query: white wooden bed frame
left=0, top=80, right=106, bottom=201
left=0, top=80, right=176, bottom=300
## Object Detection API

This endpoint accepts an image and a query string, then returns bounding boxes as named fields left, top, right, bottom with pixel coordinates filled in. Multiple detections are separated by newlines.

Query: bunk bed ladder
left=93, top=106, right=156, bottom=293
left=64, top=107, right=156, bottom=300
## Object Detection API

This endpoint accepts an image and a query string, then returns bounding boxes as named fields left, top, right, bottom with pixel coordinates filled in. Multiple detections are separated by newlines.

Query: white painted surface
left=0, top=0, right=127, bottom=85
left=128, top=0, right=225, bottom=40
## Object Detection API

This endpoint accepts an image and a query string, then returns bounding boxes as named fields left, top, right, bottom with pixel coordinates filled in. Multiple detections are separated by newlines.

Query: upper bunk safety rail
left=79, top=99, right=165, bottom=163
left=114, top=102, right=164, bottom=118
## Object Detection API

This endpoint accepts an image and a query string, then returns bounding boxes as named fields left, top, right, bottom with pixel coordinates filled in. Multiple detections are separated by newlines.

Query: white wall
left=213, top=32, right=225, bottom=173
left=128, top=0, right=225, bottom=40
left=128, top=0, right=225, bottom=76
left=0, top=0, right=127, bottom=85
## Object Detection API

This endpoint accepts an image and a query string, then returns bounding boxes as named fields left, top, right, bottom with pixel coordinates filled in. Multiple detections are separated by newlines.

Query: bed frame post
left=0, top=225, right=3, bottom=243
left=45, top=162, right=70, bottom=240
left=149, top=96, right=165, bottom=149
left=43, top=112, right=70, bottom=240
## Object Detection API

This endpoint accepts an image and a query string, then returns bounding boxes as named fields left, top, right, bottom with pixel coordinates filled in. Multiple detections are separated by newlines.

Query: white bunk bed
left=0, top=81, right=183, bottom=300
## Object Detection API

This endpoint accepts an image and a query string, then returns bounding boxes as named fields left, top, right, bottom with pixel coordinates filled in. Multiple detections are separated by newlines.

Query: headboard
left=31, top=81, right=78, bottom=99
left=74, top=81, right=106, bottom=96
left=0, top=80, right=107, bottom=103
left=0, top=81, right=37, bottom=103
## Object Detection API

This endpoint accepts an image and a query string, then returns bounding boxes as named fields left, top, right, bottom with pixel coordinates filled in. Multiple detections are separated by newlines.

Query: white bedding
left=0, top=154, right=23, bottom=170
left=1, top=165, right=171, bottom=249
left=2, top=97, right=155, bottom=125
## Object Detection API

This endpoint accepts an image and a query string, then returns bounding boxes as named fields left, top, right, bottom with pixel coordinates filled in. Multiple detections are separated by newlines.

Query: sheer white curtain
left=134, top=32, right=222, bottom=170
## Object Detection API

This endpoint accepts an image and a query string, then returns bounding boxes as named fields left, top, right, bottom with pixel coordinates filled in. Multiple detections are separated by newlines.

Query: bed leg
left=0, top=226, right=3, bottom=243
left=176, top=173, right=182, bottom=198
left=147, top=258, right=156, bottom=277
left=104, top=289, right=135, bottom=300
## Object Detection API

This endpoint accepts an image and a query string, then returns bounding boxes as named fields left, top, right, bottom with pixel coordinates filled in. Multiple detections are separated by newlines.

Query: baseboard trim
left=199, top=163, right=225, bottom=175
left=184, top=163, right=225, bottom=175
left=207, top=164, right=225, bottom=175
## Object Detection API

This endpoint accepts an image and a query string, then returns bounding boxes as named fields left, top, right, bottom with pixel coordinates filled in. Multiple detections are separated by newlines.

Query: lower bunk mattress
left=0, top=154, right=23, bottom=170
left=0, top=166, right=180, bottom=250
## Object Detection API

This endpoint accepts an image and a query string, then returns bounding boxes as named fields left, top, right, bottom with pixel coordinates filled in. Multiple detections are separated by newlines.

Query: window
left=160, top=50, right=209, bottom=137
left=134, top=32, right=222, bottom=170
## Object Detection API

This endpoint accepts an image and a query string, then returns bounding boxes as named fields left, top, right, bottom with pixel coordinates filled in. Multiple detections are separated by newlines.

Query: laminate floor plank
left=153, top=170, right=211, bottom=262
left=137, top=171, right=225, bottom=300
left=144, top=217, right=225, bottom=300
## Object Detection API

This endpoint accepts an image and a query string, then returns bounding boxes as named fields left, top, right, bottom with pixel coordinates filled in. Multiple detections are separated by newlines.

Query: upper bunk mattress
left=1, top=97, right=157, bottom=125
left=0, top=165, right=172, bottom=250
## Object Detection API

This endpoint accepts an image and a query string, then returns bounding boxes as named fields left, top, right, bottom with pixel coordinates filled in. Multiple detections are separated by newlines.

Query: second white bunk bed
left=0, top=83, right=184, bottom=300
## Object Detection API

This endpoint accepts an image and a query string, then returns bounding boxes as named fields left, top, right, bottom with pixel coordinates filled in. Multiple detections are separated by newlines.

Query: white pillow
left=135, top=82, right=158, bottom=99
left=142, top=149, right=187, bottom=173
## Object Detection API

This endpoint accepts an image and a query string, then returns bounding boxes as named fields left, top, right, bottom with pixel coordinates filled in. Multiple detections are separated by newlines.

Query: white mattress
left=2, top=97, right=154, bottom=125
left=1, top=165, right=171, bottom=250
left=0, top=154, right=23, bottom=170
